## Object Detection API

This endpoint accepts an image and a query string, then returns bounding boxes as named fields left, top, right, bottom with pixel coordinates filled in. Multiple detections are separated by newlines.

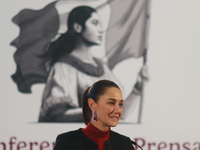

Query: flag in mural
left=11, top=1, right=59, bottom=93
left=106, top=0, right=150, bottom=69
left=11, top=0, right=150, bottom=123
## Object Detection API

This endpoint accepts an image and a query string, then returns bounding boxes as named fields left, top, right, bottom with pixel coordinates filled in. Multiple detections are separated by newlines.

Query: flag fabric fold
left=11, top=2, right=59, bottom=93
left=105, top=0, right=150, bottom=69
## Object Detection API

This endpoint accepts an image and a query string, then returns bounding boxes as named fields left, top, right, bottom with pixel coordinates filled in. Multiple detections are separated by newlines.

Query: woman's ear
left=88, top=98, right=97, bottom=111
left=73, top=22, right=82, bottom=33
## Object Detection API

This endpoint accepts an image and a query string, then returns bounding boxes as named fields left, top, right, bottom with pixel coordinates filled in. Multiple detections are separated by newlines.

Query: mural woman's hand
left=132, top=64, right=149, bottom=95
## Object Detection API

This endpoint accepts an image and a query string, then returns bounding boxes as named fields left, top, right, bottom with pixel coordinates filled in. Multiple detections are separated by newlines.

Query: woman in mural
left=53, top=80, right=137, bottom=150
left=38, top=6, right=148, bottom=122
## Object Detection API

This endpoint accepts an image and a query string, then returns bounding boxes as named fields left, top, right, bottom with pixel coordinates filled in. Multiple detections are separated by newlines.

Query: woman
left=38, top=6, right=148, bottom=122
left=53, top=80, right=136, bottom=150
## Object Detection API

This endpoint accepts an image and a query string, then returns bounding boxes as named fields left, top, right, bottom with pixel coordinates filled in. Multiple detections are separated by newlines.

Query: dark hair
left=82, top=80, right=120, bottom=125
left=44, top=6, right=96, bottom=66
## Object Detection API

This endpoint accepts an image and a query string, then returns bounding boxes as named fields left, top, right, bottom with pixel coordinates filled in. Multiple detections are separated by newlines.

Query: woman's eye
left=92, top=20, right=98, bottom=25
left=119, top=103, right=123, bottom=107
left=109, top=102, right=115, bottom=105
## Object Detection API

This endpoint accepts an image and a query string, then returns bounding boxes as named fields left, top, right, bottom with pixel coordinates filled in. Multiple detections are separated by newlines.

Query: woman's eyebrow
left=108, top=98, right=124, bottom=102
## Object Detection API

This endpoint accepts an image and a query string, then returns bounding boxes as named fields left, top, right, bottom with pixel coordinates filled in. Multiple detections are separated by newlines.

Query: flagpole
left=137, top=49, right=147, bottom=124
left=137, top=0, right=151, bottom=124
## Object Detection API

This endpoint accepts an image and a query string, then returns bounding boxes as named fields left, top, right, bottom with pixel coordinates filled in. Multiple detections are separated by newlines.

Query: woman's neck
left=70, top=47, right=91, bottom=60
left=91, top=120, right=110, bottom=131
left=82, top=122, right=110, bottom=150
left=70, top=38, right=97, bottom=65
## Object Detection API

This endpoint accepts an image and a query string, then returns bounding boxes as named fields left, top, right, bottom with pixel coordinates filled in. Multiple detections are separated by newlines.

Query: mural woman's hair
left=44, top=6, right=96, bottom=66
left=82, top=80, right=120, bottom=125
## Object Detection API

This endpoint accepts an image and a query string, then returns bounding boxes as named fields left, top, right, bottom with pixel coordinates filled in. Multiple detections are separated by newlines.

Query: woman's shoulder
left=56, top=128, right=83, bottom=139
left=54, top=129, right=89, bottom=150
left=50, top=62, right=78, bottom=78
left=107, top=130, right=135, bottom=150
left=110, top=130, right=132, bottom=142
left=53, top=62, right=77, bottom=71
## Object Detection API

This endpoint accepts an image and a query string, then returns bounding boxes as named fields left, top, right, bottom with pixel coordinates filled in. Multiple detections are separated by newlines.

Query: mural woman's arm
left=121, top=65, right=149, bottom=119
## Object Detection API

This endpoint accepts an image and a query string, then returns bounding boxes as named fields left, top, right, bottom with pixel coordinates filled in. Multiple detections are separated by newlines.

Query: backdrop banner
left=0, top=0, right=200, bottom=150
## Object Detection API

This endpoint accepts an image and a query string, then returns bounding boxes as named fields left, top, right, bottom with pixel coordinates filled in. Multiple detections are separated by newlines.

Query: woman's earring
left=94, top=112, right=98, bottom=121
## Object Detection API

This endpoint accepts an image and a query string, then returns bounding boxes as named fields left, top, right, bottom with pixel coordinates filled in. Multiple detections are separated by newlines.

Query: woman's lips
left=109, top=116, right=119, bottom=120
left=98, top=35, right=102, bottom=41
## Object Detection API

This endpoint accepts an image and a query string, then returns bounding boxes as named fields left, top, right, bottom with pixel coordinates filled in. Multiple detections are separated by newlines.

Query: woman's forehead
left=89, top=12, right=101, bottom=21
left=101, top=87, right=123, bottom=101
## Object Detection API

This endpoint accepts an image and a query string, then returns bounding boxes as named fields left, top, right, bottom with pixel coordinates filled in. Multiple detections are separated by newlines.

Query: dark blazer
left=54, top=128, right=135, bottom=150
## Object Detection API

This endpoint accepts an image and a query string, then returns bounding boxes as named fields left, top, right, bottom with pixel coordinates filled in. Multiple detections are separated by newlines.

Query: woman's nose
left=114, top=104, right=121, bottom=113
left=98, top=24, right=104, bottom=33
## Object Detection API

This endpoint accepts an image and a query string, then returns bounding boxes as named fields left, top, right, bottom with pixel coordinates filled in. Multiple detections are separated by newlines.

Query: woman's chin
left=108, top=119, right=119, bottom=127
left=92, top=41, right=102, bottom=46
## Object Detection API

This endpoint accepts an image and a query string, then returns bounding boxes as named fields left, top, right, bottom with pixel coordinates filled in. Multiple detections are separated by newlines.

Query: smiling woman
left=53, top=80, right=135, bottom=150
left=91, top=87, right=123, bottom=129
left=83, top=80, right=123, bottom=130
